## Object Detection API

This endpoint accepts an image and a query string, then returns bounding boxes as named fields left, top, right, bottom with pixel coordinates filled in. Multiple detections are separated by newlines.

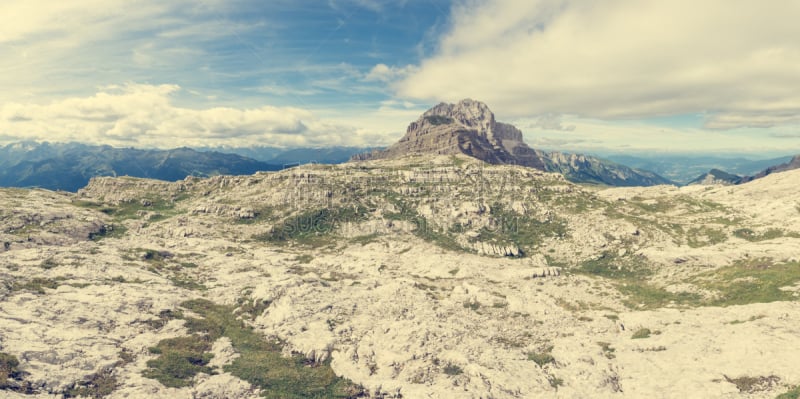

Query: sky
left=1, top=0, right=799, bottom=156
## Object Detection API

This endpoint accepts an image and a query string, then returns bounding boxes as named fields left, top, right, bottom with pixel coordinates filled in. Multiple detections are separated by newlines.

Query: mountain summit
left=354, top=99, right=674, bottom=186
left=353, top=99, right=547, bottom=169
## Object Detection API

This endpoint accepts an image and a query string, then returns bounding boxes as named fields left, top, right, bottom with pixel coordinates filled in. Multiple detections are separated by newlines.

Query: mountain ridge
left=353, top=99, right=674, bottom=186
left=0, top=142, right=281, bottom=192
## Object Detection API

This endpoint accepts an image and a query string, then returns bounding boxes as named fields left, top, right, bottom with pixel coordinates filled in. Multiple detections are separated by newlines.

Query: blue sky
left=1, top=0, right=799, bottom=156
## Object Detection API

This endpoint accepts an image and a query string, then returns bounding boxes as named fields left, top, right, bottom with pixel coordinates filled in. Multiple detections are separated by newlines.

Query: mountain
left=0, top=142, right=281, bottom=192
left=688, top=168, right=743, bottom=185
left=3, top=156, right=800, bottom=398
left=740, top=155, right=800, bottom=183
left=353, top=99, right=672, bottom=186
left=602, top=154, right=793, bottom=184
left=538, top=151, right=674, bottom=186
left=353, top=99, right=548, bottom=169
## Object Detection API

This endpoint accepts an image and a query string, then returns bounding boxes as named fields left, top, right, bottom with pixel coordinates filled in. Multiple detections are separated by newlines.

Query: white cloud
left=397, top=0, right=800, bottom=129
left=364, top=64, right=417, bottom=83
left=0, top=83, right=397, bottom=148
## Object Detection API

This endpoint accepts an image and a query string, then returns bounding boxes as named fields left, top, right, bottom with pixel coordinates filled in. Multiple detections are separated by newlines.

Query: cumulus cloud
left=528, top=114, right=575, bottom=131
left=397, top=0, right=800, bottom=129
left=0, top=84, right=392, bottom=148
left=364, top=64, right=417, bottom=83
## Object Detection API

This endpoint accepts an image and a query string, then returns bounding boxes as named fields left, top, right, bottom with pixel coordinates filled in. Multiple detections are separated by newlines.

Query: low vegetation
left=777, top=385, right=800, bottom=399
left=631, top=328, right=652, bottom=339
left=64, top=366, right=122, bottom=398
left=576, top=253, right=800, bottom=310
left=597, top=342, right=616, bottom=359
left=443, top=364, right=463, bottom=376
left=256, top=206, right=370, bottom=247
left=7, top=277, right=66, bottom=295
left=527, top=346, right=555, bottom=367
left=723, top=375, right=780, bottom=394
left=0, top=353, right=22, bottom=389
left=143, top=299, right=364, bottom=398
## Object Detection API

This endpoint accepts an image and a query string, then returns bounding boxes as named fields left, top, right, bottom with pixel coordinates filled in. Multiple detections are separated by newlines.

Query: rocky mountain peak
left=353, top=99, right=544, bottom=169
left=423, top=99, right=495, bottom=132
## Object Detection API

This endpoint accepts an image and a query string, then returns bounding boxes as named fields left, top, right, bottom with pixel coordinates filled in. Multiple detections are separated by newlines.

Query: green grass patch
left=702, top=259, right=800, bottom=306
left=527, top=346, right=555, bottom=367
left=548, top=375, right=564, bottom=389
left=443, top=364, right=463, bottom=376
left=7, top=277, right=66, bottom=295
left=143, top=299, right=363, bottom=398
left=350, top=234, right=379, bottom=246
left=483, top=202, right=568, bottom=256
left=733, top=228, right=786, bottom=242
left=143, top=336, right=215, bottom=387
left=40, top=258, right=59, bottom=270
left=631, top=328, right=652, bottom=339
left=597, top=342, right=616, bottom=359
left=255, top=206, right=369, bottom=247
left=89, top=224, right=128, bottom=240
left=577, top=252, right=651, bottom=280
left=463, top=301, right=480, bottom=311
left=64, top=367, right=120, bottom=398
left=724, top=375, right=780, bottom=394
left=686, top=227, right=728, bottom=248
left=777, top=385, right=800, bottom=399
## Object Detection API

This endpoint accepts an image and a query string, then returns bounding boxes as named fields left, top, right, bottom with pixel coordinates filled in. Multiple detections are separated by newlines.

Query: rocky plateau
left=1, top=152, right=800, bottom=398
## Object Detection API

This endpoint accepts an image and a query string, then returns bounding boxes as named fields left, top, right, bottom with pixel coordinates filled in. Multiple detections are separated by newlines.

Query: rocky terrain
left=1, top=154, right=800, bottom=398
left=354, top=100, right=673, bottom=187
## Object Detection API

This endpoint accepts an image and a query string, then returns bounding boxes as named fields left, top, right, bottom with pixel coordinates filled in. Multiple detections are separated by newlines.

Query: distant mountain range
left=539, top=151, right=673, bottom=186
left=687, top=155, right=800, bottom=186
left=603, top=154, right=793, bottom=184
left=198, top=146, right=380, bottom=165
left=1, top=123, right=796, bottom=192
left=0, top=142, right=281, bottom=192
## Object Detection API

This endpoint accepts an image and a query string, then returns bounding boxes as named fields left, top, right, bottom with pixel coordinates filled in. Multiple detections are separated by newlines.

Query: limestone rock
left=352, top=99, right=547, bottom=170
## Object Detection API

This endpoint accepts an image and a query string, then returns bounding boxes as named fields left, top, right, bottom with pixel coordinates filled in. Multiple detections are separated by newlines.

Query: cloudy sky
left=1, top=0, right=799, bottom=155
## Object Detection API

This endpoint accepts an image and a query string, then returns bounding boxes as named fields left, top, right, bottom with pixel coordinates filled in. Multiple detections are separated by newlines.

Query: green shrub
left=597, top=342, right=616, bottom=359
left=443, top=364, right=463, bottom=376
left=777, top=385, right=800, bottom=399
left=548, top=375, right=564, bottom=389
left=142, top=299, right=364, bottom=398
left=631, top=328, right=652, bottom=339
left=63, top=368, right=118, bottom=398
left=527, top=347, right=555, bottom=367
left=142, top=336, right=214, bottom=388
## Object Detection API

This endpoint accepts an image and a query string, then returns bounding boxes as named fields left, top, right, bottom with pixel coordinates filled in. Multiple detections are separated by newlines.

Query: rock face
left=688, top=169, right=743, bottom=186
left=353, top=99, right=547, bottom=170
